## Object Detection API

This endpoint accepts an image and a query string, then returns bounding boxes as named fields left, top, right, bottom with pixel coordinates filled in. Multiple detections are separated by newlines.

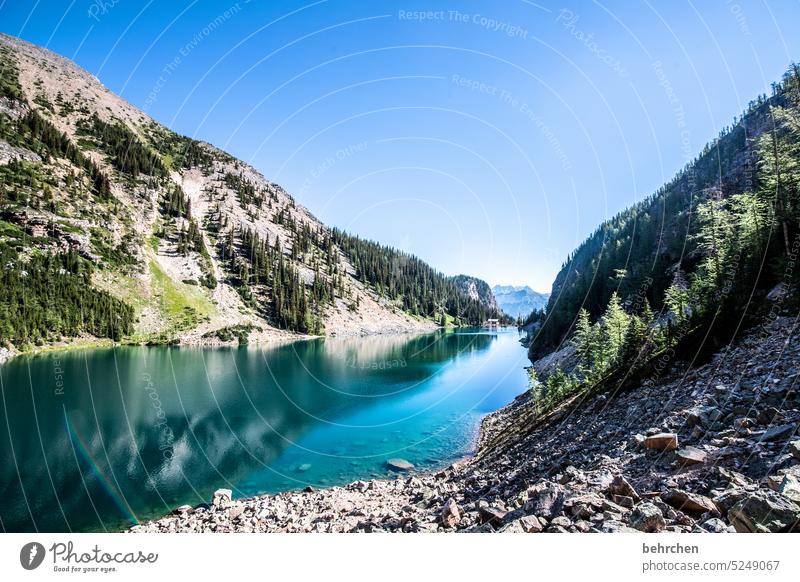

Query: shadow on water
left=0, top=328, right=525, bottom=532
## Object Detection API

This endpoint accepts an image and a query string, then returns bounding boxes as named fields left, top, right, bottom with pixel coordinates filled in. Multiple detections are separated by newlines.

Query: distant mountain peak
left=492, top=284, right=549, bottom=319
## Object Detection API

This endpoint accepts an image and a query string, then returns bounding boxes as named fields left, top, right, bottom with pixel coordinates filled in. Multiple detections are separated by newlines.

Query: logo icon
left=20, top=542, right=45, bottom=570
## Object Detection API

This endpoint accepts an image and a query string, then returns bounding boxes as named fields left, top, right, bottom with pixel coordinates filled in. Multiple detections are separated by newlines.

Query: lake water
left=0, top=328, right=529, bottom=532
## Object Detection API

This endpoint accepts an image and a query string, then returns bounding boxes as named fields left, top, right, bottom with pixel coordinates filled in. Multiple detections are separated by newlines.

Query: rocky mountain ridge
left=492, top=284, right=549, bottom=319
left=0, top=34, right=501, bottom=355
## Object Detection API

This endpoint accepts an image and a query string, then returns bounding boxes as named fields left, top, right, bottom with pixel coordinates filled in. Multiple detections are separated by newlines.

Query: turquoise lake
left=0, top=328, right=529, bottom=532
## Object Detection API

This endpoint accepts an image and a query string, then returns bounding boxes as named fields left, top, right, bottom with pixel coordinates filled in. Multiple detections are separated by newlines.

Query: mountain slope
left=531, top=66, right=800, bottom=357
left=0, top=34, right=493, bottom=353
left=492, top=285, right=549, bottom=319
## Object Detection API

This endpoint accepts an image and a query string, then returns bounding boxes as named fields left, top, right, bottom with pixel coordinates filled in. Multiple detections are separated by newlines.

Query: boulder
left=788, top=440, right=800, bottom=460
left=212, top=488, right=232, bottom=507
left=601, top=520, right=639, bottom=533
left=675, top=446, right=708, bottom=466
left=440, top=498, right=461, bottom=528
left=386, top=458, right=415, bottom=472
left=523, top=481, right=565, bottom=519
left=628, top=502, right=665, bottom=532
left=478, top=506, right=507, bottom=526
left=517, top=515, right=544, bottom=532
left=762, top=423, right=797, bottom=442
left=644, top=433, right=678, bottom=451
left=608, top=475, right=641, bottom=502
left=778, top=474, right=800, bottom=505
left=728, top=491, right=800, bottom=532
left=757, top=407, right=781, bottom=425
left=699, top=518, right=728, bottom=533
left=662, top=489, right=716, bottom=515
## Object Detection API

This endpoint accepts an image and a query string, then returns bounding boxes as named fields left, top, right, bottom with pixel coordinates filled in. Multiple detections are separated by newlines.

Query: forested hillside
left=0, top=34, right=493, bottom=354
left=533, top=65, right=800, bottom=357
left=527, top=65, right=800, bottom=413
left=331, top=229, right=501, bottom=326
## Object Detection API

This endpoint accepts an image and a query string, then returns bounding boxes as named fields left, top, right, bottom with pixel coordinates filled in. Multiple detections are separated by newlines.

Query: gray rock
left=608, top=475, right=641, bottom=502
left=212, top=488, right=232, bottom=507
left=662, top=489, right=716, bottom=515
left=478, top=506, right=507, bottom=526
left=728, top=491, right=800, bottom=532
left=788, top=440, right=800, bottom=459
left=675, top=446, right=708, bottom=466
left=523, top=481, right=565, bottom=519
left=440, top=498, right=461, bottom=528
left=628, top=502, right=666, bottom=532
left=778, top=474, right=800, bottom=505
left=700, top=518, right=727, bottom=533
left=762, top=423, right=797, bottom=442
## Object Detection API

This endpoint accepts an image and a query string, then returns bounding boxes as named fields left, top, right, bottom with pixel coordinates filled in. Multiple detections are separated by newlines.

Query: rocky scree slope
left=132, top=315, right=800, bottom=533
left=0, top=34, right=453, bottom=354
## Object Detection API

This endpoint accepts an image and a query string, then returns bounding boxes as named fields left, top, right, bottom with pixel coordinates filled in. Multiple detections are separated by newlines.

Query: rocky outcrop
left=131, top=316, right=800, bottom=533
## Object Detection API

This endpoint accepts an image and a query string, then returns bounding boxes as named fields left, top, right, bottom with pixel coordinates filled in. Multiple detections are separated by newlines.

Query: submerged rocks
left=386, top=459, right=415, bottom=472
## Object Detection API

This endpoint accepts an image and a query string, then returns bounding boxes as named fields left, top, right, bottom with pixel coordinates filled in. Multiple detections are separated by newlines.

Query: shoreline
left=0, top=322, right=451, bottom=366
left=128, top=406, right=502, bottom=534
left=130, top=316, right=800, bottom=533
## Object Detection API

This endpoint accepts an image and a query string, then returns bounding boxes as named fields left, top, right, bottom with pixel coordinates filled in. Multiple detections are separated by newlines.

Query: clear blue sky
left=2, top=1, right=799, bottom=291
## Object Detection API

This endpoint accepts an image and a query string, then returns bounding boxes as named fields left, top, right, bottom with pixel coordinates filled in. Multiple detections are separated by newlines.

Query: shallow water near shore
left=0, top=327, right=529, bottom=532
